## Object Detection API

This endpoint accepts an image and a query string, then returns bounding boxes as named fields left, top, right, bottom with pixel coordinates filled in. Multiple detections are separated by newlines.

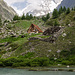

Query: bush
left=54, top=19, right=60, bottom=26
left=65, top=19, right=70, bottom=25
left=19, top=52, right=35, bottom=59
left=74, top=17, right=75, bottom=20
left=0, top=62, right=4, bottom=66
left=31, top=57, right=50, bottom=67
left=61, top=60, right=70, bottom=65
left=13, top=15, right=21, bottom=21
left=12, top=63, right=20, bottom=67
left=46, top=19, right=54, bottom=26
left=30, top=62, right=40, bottom=67
left=3, top=57, right=18, bottom=66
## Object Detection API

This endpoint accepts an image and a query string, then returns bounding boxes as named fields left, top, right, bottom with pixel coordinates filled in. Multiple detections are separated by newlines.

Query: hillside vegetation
left=0, top=7, right=75, bottom=67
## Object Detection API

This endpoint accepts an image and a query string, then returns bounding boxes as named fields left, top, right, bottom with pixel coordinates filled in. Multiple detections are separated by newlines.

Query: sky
left=4, top=0, right=41, bottom=15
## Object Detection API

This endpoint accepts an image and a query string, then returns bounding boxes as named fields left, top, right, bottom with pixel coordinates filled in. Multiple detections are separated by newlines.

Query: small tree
left=54, top=19, right=59, bottom=26
left=71, top=7, right=74, bottom=11
left=30, top=14, right=33, bottom=19
left=46, top=13, right=50, bottom=19
left=26, top=13, right=30, bottom=20
left=63, top=6, right=66, bottom=12
left=66, top=8, right=70, bottom=14
left=42, top=16, right=47, bottom=22
left=13, top=15, right=20, bottom=21
left=21, top=13, right=25, bottom=20
left=58, top=6, right=63, bottom=15
left=42, top=13, right=50, bottom=22
left=52, top=9, right=59, bottom=19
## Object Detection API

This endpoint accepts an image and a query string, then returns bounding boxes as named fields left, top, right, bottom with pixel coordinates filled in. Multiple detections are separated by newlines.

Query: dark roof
left=31, top=24, right=43, bottom=32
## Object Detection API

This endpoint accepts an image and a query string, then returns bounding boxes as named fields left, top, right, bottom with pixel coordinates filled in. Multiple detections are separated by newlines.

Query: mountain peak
left=0, top=0, right=16, bottom=21
left=22, top=0, right=63, bottom=16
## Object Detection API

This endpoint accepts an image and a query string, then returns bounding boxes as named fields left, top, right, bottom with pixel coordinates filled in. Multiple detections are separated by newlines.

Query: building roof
left=31, top=24, right=43, bottom=33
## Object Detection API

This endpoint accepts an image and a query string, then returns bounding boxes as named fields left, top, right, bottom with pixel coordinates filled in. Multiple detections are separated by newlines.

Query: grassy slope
left=0, top=11, right=75, bottom=61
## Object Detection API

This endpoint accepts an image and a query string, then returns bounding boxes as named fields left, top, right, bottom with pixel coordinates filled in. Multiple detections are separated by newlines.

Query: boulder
left=43, top=26, right=61, bottom=35
left=21, top=35, right=25, bottom=38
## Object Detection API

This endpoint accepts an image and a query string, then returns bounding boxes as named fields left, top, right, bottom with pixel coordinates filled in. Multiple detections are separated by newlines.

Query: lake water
left=0, top=68, right=75, bottom=75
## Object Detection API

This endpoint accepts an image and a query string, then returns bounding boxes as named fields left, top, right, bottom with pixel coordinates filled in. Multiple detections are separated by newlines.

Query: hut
left=27, top=24, right=43, bottom=33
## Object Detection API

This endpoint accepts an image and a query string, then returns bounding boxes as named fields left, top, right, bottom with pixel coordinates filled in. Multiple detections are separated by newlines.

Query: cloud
left=4, top=0, right=62, bottom=16
left=4, top=0, right=25, bottom=5
left=4, top=0, right=26, bottom=15
left=4, top=0, right=42, bottom=15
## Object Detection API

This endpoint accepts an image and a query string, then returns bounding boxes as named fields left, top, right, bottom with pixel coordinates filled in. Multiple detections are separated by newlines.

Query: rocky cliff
left=0, top=0, right=16, bottom=21
left=57, top=0, right=75, bottom=9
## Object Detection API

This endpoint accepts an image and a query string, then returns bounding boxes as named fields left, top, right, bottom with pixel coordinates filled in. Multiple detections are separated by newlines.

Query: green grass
left=8, top=19, right=43, bottom=31
left=0, top=11, right=75, bottom=67
left=0, top=26, right=75, bottom=59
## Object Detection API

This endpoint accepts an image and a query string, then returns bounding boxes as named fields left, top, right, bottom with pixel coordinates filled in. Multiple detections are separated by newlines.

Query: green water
left=0, top=68, right=75, bottom=75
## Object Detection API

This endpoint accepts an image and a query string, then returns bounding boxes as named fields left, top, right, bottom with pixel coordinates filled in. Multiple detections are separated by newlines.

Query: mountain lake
left=0, top=68, right=75, bottom=75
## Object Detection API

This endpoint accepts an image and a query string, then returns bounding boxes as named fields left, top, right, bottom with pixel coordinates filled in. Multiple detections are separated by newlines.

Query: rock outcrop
left=43, top=26, right=61, bottom=36
left=0, top=0, right=16, bottom=21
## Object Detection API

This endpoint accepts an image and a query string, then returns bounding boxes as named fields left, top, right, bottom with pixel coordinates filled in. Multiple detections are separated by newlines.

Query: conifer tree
left=26, top=13, right=30, bottom=20
left=30, top=14, right=33, bottom=19
left=13, top=15, right=20, bottom=21
left=54, top=19, right=59, bottom=26
left=42, top=13, right=50, bottom=22
left=46, top=13, right=50, bottom=19
left=42, top=16, right=47, bottom=22
left=66, top=8, right=70, bottom=14
left=52, top=9, right=59, bottom=19
left=59, top=8, right=62, bottom=15
left=71, top=7, right=74, bottom=11
left=21, top=13, right=25, bottom=20
left=63, top=6, right=66, bottom=12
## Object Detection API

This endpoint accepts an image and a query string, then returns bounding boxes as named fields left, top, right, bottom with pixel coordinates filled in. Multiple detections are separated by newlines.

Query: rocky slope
left=0, top=0, right=16, bottom=21
left=0, top=10, right=75, bottom=59
left=57, top=0, right=75, bottom=9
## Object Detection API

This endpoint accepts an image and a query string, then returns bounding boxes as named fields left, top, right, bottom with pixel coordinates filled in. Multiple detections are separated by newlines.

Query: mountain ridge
left=22, top=0, right=63, bottom=16
left=0, top=0, right=17, bottom=21
left=57, top=0, right=75, bottom=9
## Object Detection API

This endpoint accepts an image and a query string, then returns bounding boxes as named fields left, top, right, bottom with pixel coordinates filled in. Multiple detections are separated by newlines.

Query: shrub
left=54, top=19, right=60, bottom=26
left=23, top=52, right=35, bottom=58
left=46, top=19, right=54, bottom=26
left=61, top=60, right=70, bottom=65
left=0, top=62, right=4, bottom=66
left=30, top=62, right=40, bottom=67
left=13, top=15, right=21, bottom=21
left=12, top=63, right=20, bottom=67
left=32, top=57, right=50, bottom=66
left=74, top=17, right=75, bottom=20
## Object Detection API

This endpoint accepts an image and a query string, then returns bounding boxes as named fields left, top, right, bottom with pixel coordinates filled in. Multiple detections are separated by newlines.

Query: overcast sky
left=4, top=0, right=41, bottom=5
left=4, top=0, right=62, bottom=16
left=4, top=0, right=25, bottom=5
left=4, top=0, right=41, bottom=15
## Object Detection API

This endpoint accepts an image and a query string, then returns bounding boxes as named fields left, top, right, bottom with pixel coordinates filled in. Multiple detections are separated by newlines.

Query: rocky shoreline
left=28, top=68, right=75, bottom=72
